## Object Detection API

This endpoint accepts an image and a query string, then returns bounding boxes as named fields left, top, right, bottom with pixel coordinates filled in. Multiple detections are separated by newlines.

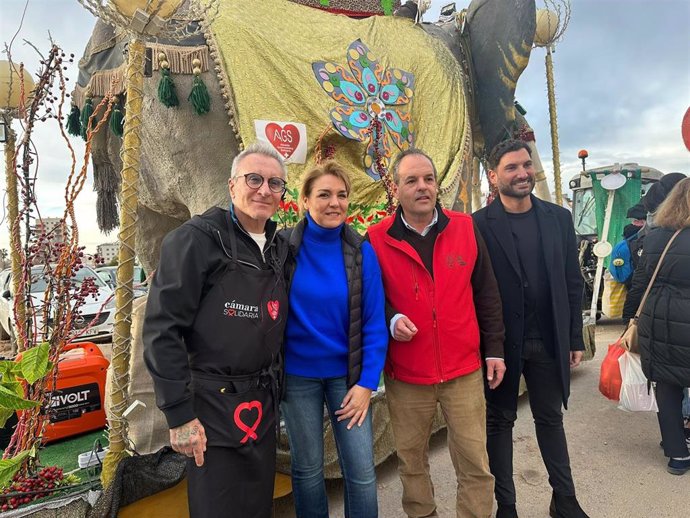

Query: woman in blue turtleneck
left=282, top=161, right=388, bottom=518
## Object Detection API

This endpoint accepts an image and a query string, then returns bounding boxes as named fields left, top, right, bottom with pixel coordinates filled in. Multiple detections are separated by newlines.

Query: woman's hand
left=335, top=384, right=373, bottom=430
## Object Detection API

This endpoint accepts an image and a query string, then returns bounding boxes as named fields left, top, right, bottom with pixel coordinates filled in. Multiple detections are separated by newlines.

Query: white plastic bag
left=617, top=351, right=658, bottom=412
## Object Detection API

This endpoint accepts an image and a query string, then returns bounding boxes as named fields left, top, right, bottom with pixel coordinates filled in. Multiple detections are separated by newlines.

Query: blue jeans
left=281, top=375, right=378, bottom=518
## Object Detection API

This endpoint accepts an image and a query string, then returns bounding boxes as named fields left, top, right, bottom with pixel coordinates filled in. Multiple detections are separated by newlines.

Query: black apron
left=186, top=227, right=287, bottom=518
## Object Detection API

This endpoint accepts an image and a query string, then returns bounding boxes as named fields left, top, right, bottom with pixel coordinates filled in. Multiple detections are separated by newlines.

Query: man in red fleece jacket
left=368, top=149, right=505, bottom=518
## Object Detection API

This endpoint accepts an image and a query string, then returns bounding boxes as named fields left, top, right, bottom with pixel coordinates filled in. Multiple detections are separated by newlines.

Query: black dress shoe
left=496, top=503, right=518, bottom=518
left=549, top=493, right=590, bottom=518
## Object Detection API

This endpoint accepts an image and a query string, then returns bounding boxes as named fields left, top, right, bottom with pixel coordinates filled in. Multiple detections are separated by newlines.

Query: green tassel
left=320, top=0, right=329, bottom=6
left=66, top=104, right=81, bottom=137
left=79, top=98, right=94, bottom=140
left=109, top=101, right=124, bottom=137
left=381, top=0, right=393, bottom=15
left=157, top=67, right=179, bottom=107
left=188, top=75, right=211, bottom=115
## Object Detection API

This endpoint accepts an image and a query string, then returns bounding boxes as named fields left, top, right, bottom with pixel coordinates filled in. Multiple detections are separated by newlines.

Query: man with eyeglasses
left=144, top=141, right=290, bottom=518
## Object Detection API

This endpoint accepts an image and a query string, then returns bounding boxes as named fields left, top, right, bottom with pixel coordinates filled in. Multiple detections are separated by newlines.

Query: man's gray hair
left=230, top=141, right=288, bottom=178
left=390, top=148, right=437, bottom=183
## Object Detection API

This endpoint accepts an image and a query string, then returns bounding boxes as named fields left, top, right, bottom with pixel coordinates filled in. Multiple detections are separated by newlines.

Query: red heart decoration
left=233, top=400, right=263, bottom=444
left=265, top=123, right=300, bottom=159
left=267, top=300, right=280, bottom=321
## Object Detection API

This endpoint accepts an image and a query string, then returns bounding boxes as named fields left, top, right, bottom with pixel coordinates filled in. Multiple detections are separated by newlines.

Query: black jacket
left=622, top=227, right=690, bottom=386
left=473, top=195, right=584, bottom=411
left=143, top=207, right=288, bottom=428
left=283, top=218, right=365, bottom=388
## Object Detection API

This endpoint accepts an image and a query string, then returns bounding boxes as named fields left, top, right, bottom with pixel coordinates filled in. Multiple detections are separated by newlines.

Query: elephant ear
left=466, top=0, right=536, bottom=155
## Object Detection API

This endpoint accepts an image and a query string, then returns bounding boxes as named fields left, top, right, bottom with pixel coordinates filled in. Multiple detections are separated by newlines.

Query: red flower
left=346, top=216, right=355, bottom=224
left=357, top=214, right=365, bottom=223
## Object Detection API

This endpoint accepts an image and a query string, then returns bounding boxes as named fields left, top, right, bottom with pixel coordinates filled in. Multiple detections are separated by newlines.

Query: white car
left=95, top=265, right=148, bottom=298
left=0, top=265, right=115, bottom=351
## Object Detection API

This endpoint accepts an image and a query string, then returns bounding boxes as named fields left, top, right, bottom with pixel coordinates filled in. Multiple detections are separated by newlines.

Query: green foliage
left=17, top=343, right=50, bottom=385
left=0, top=385, right=40, bottom=412
left=0, top=343, right=53, bottom=428
left=272, top=187, right=301, bottom=227
left=0, top=451, right=30, bottom=489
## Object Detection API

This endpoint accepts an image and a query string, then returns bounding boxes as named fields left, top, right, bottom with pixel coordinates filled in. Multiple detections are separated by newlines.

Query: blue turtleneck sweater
left=285, top=213, right=388, bottom=390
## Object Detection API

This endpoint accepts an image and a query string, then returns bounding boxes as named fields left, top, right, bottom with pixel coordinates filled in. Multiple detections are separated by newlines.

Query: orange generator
left=41, top=342, right=110, bottom=443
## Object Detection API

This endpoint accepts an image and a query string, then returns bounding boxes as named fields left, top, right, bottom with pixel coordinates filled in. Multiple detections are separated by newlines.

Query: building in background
left=32, top=217, right=63, bottom=247
left=96, top=242, right=118, bottom=265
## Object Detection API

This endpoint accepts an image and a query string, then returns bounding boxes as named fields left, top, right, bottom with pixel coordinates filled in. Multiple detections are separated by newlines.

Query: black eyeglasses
left=235, top=173, right=287, bottom=194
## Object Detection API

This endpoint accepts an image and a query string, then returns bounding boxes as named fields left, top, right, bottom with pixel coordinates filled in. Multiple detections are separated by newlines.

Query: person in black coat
left=473, top=139, right=588, bottom=518
left=622, top=178, right=690, bottom=476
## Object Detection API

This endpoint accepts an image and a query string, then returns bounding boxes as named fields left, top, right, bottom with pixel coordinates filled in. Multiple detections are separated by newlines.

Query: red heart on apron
left=265, top=123, right=300, bottom=159
left=233, top=400, right=263, bottom=444
left=267, top=300, right=280, bottom=320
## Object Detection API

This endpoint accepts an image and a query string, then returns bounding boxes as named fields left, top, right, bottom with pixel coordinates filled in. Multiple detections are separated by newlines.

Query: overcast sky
left=1, top=0, right=689, bottom=252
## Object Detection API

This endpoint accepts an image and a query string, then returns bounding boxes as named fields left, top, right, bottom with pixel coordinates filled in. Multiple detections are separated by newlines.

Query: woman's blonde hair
left=654, top=177, right=690, bottom=230
left=299, top=160, right=352, bottom=211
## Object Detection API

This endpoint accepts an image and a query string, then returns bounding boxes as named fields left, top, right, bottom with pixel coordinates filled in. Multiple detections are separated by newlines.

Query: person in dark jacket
left=281, top=161, right=388, bottom=518
left=143, top=141, right=290, bottom=518
left=622, top=177, right=690, bottom=476
left=473, top=139, right=589, bottom=518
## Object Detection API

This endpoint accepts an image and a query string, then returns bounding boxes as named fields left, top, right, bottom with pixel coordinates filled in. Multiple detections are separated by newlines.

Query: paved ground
left=274, top=321, right=687, bottom=518
left=2, top=322, right=685, bottom=517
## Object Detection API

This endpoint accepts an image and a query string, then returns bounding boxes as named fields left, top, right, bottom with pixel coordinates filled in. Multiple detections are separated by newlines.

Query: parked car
left=0, top=265, right=116, bottom=352
left=95, top=265, right=148, bottom=298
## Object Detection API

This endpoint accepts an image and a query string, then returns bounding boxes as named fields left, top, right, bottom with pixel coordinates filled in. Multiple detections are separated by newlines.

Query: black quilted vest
left=284, top=218, right=364, bottom=388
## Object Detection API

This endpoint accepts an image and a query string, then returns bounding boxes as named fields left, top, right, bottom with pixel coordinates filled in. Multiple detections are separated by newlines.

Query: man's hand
left=170, top=418, right=207, bottom=467
left=393, top=316, right=418, bottom=342
left=335, top=385, right=373, bottom=430
left=570, top=351, right=584, bottom=368
left=485, top=358, right=506, bottom=390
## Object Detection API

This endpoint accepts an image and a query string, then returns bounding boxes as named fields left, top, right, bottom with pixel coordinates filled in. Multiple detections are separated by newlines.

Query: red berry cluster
left=0, top=466, right=64, bottom=511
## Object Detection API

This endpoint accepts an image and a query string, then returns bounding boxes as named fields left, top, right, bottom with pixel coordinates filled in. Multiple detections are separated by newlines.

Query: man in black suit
left=473, top=139, right=589, bottom=518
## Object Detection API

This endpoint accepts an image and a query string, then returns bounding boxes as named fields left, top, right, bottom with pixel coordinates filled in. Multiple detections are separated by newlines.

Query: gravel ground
left=274, top=321, right=686, bottom=518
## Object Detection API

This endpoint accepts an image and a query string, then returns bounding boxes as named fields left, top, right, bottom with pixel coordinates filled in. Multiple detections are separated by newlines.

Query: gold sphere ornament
left=158, top=52, right=167, bottom=61
left=193, top=67, right=201, bottom=76
left=534, top=8, right=559, bottom=47
left=160, top=60, right=170, bottom=69
left=192, top=58, right=201, bottom=67
left=0, top=60, right=36, bottom=110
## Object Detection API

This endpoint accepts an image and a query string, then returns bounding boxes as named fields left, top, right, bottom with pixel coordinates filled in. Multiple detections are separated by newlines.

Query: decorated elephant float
left=77, top=0, right=551, bottom=480
left=76, top=0, right=551, bottom=271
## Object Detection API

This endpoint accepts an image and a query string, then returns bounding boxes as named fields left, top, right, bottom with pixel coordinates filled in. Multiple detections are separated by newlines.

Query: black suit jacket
left=473, top=195, right=584, bottom=411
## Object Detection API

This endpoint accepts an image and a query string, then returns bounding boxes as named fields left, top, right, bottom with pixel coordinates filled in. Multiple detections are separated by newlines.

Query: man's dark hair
left=487, top=139, right=532, bottom=170
left=390, top=148, right=438, bottom=183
